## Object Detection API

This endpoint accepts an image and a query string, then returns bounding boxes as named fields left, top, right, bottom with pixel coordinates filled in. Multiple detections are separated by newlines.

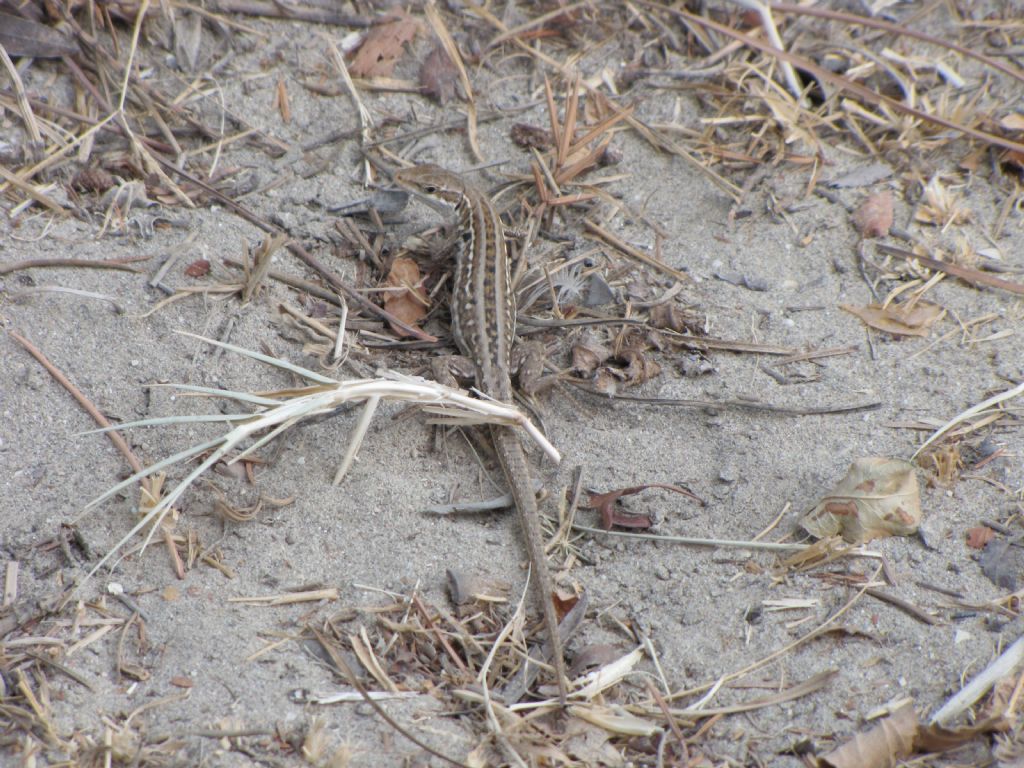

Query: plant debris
left=802, top=458, right=921, bottom=544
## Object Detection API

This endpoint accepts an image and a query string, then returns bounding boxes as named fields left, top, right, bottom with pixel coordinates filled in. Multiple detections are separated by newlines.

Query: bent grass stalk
left=78, top=333, right=559, bottom=587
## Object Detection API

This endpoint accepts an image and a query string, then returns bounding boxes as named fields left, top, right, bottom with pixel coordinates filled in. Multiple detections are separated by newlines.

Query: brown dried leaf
left=552, top=589, right=579, bottom=623
left=571, top=338, right=611, bottom=375
left=588, top=483, right=702, bottom=530
left=966, top=526, right=995, bottom=550
left=184, top=259, right=211, bottom=277
left=648, top=304, right=699, bottom=333
left=349, top=14, right=419, bottom=78
left=851, top=190, right=894, bottom=238
left=511, top=123, right=554, bottom=150
left=619, top=349, right=661, bottom=385
left=802, top=458, right=921, bottom=544
left=71, top=167, right=115, bottom=194
left=840, top=301, right=945, bottom=337
left=916, top=715, right=1011, bottom=753
left=819, top=701, right=917, bottom=768
left=418, top=43, right=458, bottom=104
left=591, top=368, right=619, bottom=396
left=383, top=257, right=428, bottom=337
left=1001, top=149, right=1024, bottom=173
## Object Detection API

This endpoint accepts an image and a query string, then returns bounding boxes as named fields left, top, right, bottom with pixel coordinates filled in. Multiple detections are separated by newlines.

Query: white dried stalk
left=78, top=334, right=559, bottom=588
left=930, top=635, right=1024, bottom=726
left=912, top=379, right=1024, bottom=459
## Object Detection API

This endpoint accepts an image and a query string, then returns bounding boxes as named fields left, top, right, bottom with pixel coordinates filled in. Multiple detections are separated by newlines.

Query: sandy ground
left=2, top=3, right=1023, bottom=766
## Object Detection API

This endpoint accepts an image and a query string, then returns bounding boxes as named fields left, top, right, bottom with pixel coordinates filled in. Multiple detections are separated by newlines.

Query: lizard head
left=392, top=164, right=467, bottom=205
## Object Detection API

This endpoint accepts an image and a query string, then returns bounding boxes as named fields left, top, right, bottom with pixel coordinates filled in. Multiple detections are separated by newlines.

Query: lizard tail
left=491, top=425, right=569, bottom=703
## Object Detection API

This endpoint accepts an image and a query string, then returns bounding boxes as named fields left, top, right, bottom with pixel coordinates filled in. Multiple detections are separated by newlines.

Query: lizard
left=393, top=163, right=569, bottom=703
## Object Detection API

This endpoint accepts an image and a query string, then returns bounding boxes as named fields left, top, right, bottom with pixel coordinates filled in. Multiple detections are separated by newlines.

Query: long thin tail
left=491, top=425, right=569, bottom=703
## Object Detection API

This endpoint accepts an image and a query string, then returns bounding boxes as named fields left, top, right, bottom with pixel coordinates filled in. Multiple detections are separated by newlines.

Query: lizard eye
left=424, top=184, right=437, bottom=193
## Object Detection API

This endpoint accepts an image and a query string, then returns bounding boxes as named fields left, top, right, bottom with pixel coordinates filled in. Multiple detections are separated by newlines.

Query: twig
left=864, top=588, right=939, bottom=626
left=0, top=164, right=65, bottom=214
left=878, top=244, right=1024, bottom=296
left=669, top=7, right=1024, bottom=155
left=0, top=257, right=148, bottom=276
left=912, top=380, right=1024, bottom=460
left=575, top=385, right=883, bottom=416
left=572, top=524, right=809, bottom=552
left=930, top=634, right=1024, bottom=725
left=582, top=220, right=689, bottom=283
left=770, top=2, right=1024, bottom=85
left=310, top=626, right=471, bottom=768
left=8, top=332, right=149, bottom=490
left=669, top=565, right=882, bottom=702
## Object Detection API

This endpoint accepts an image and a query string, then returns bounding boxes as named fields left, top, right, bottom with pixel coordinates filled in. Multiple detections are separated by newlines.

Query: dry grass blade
left=324, top=34, right=374, bottom=183
left=570, top=646, right=645, bottom=701
left=77, top=334, right=559, bottom=588
left=0, top=43, right=43, bottom=157
left=669, top=565, right=882, bottom=704
left=672, top=668, right=837, bottom=718
left=425, top=3, right=481, bottom=161
left=770, top=1, right=1024, bottom=84
left=0, top=163, right=65, bottom=214
left=468, top=2, right=742, bottom=200
left=583, top=220, right=688, bottom=282
left=309, top=626, right=472, bottom=768
left=673, top=7, right=1024, bottom=155
left=242, top=233, right=288, bottom=303
left=911, top=380, right=1024, bottom=460
left=930, top=635, right=1024, bottom=726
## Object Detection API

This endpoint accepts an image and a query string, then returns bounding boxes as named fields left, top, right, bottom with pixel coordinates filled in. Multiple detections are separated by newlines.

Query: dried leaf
left=584, top=273, right=615, bottom=307
left=100, top=180, right=155, bottom=211
left=999, top=113, right=1024, bottom=132
left=851, top=190, right=894, bottom=238
left=571, top=644, right=623, bottom=676
left=418, top=43, right=458, bottom=104
left=571, top=338, right=611, bottom=375
left=511, top=123, right=554, bottom=150
left=589, top=483, right=702, bottom=530
left=349, top=14, right=419, bottom=78
left=916, top=715, right=1011, bottom=752
left=914, top=176, right=972, bottom=227
left=570, top=704, right=662, bottom=737
left=619, top=349, right=661, bottom=385
left=827, top=163, right=893, bottom=189
left=72, top=167, right=115, bottom=194
left=553, top=589, right=579, bottom=622
left=819, top=701, right=917, bottom=768
left=648, top=304, right=698, bottom=333
left=184, top=259, right=211, bottom=277
left=591, top=369, right=619, bottom=396
left=172, top=11, right=203, bottom=72
left=0, top=11, right=77, bottom=57
left=383, top=257, right=428, bottom=337
left=802, top=458, right=921, bottom=544
left=446, top=570, right=510, bottom=606
left=840, top=301, right=945, bottom=337
left=966, top=526, right=995, bottom=550
left=980, top=539, right=1020, bottom=591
